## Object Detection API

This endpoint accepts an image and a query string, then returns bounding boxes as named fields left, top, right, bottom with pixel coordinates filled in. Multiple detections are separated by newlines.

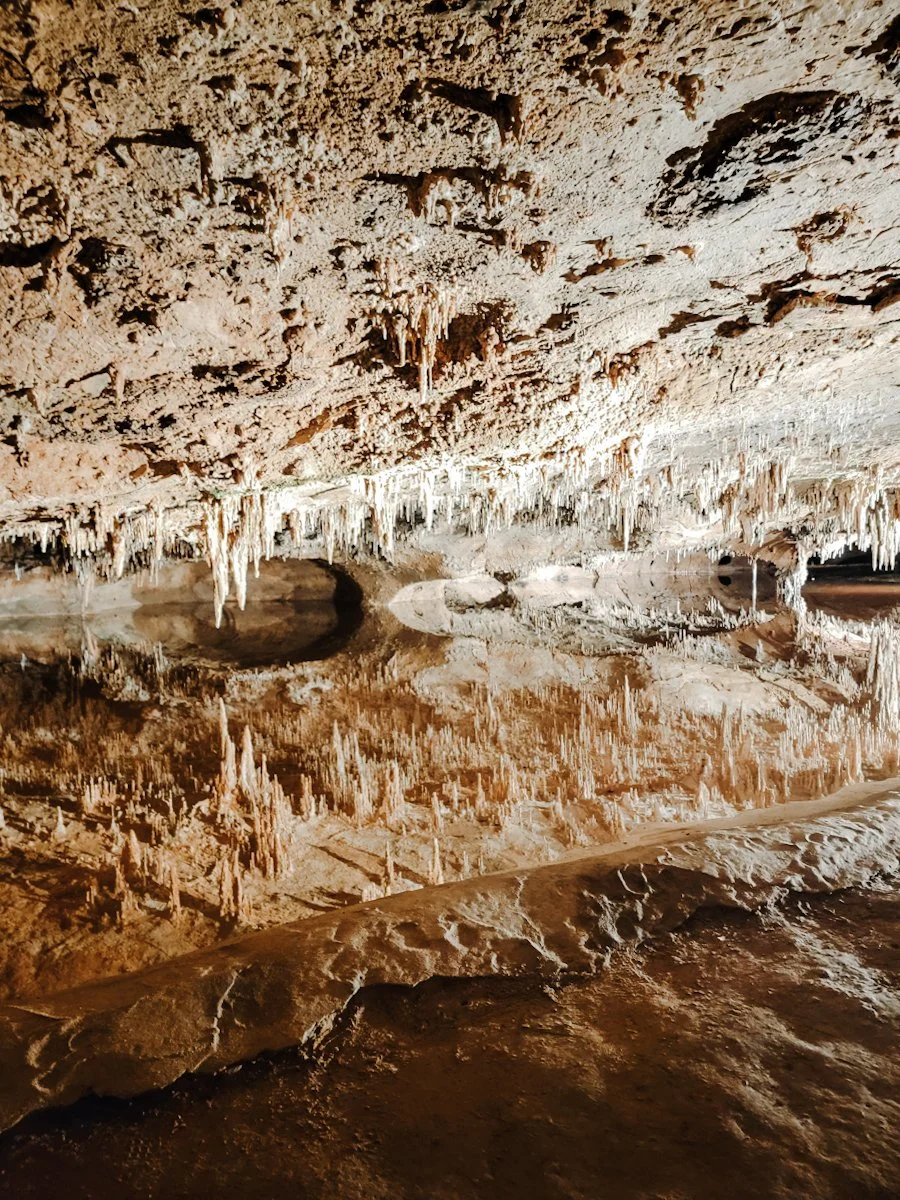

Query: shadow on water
left=138, top=559, right=366, bottom=670
left=804, top=550, right=900, bottom=620
left=0, top=558, right=366, bottom=672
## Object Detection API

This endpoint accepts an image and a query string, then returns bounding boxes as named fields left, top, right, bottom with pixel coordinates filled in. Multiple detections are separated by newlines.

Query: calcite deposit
left=0, top=0, right=898, bottom=596
left=1, top=0, right=899, bottom=1194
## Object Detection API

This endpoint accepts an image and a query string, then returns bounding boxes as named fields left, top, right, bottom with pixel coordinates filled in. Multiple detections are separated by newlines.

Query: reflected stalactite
left=0, top=559, right=899, bottom=1000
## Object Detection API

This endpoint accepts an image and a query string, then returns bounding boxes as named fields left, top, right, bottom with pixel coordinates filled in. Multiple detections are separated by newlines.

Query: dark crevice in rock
left=0, top=236, right=64, bottom=269
left=650, top=90, right=860, bottom=224
left=421, top=78, right=525, bottom=141
left=2, top=101, right=52, bottom=129
left=657, top=310, right=718, bottom=338
left=862, top=15, right=900, bottom=80
left=105, top=127, right=214, bottom=193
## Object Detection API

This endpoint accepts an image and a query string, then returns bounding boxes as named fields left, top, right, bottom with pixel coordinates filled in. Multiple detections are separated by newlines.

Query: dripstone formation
left=0, top=0, right=898, bottom=593
left=1, top=5, right=899, bottom=1198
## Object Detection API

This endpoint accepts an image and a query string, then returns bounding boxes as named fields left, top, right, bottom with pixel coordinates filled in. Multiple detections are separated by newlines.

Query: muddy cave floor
left=0, top=884, right=897, bottom=1200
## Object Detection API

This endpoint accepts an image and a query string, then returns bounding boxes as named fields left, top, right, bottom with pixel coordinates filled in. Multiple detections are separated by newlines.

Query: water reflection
left=0, top=551, right=897, bottom=1003
left=0, top=560, right=363, bottom=668
left=804, top=551, right=900, bottom=620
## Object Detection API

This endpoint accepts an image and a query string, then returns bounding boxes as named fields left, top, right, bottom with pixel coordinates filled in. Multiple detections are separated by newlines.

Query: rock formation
left=0, top=1, right=899, bottom=1195
left=0, top=0, right=897, bottom=600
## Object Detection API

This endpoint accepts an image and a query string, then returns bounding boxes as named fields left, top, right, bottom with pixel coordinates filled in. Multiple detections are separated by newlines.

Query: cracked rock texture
left=0, top=780, right=897, bottom=1133
left=1, top=0, right=899, bottom=548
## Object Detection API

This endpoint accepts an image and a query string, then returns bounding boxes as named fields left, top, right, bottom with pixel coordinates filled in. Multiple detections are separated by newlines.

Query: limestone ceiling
left=0, top=0, right=898, bottom=557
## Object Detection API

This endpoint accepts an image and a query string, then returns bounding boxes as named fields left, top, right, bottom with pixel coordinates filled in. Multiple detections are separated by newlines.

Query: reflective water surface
left=0, top=550, right=897, bottom=1002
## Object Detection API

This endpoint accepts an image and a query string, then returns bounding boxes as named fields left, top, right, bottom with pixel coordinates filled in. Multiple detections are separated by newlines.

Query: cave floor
left=0, top=884, right=897, bottom=1200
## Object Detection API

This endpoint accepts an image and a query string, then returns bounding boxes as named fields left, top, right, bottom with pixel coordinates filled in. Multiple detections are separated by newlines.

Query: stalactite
left=219, top=854, right=234, bottom=920
left=374, top=262, right=458, bottom=402
left=429, top=836, right=444, bottom=887
left=867, top=621, right=900, bottom=730
left=239, top=726, right=257, bottom=799
left=384, top=839, right=395, bottom=892
left=168, top=862, right=182, bottom=923
left=13, top=427, right=895, bottom=630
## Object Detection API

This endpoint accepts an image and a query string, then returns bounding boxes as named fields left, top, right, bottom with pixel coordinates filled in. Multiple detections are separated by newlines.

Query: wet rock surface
left=0, top=783, right=897, bottom=1133
left=1, top=879, right=897, bottom=1199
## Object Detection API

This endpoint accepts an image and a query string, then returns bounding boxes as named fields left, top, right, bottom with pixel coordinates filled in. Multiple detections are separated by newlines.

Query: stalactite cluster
left=4, top=415, right=900, bottom=632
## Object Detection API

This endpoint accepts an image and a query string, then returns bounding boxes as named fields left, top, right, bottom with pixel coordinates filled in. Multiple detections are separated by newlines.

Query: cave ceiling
left=0, top=0, right=898, bottom=577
